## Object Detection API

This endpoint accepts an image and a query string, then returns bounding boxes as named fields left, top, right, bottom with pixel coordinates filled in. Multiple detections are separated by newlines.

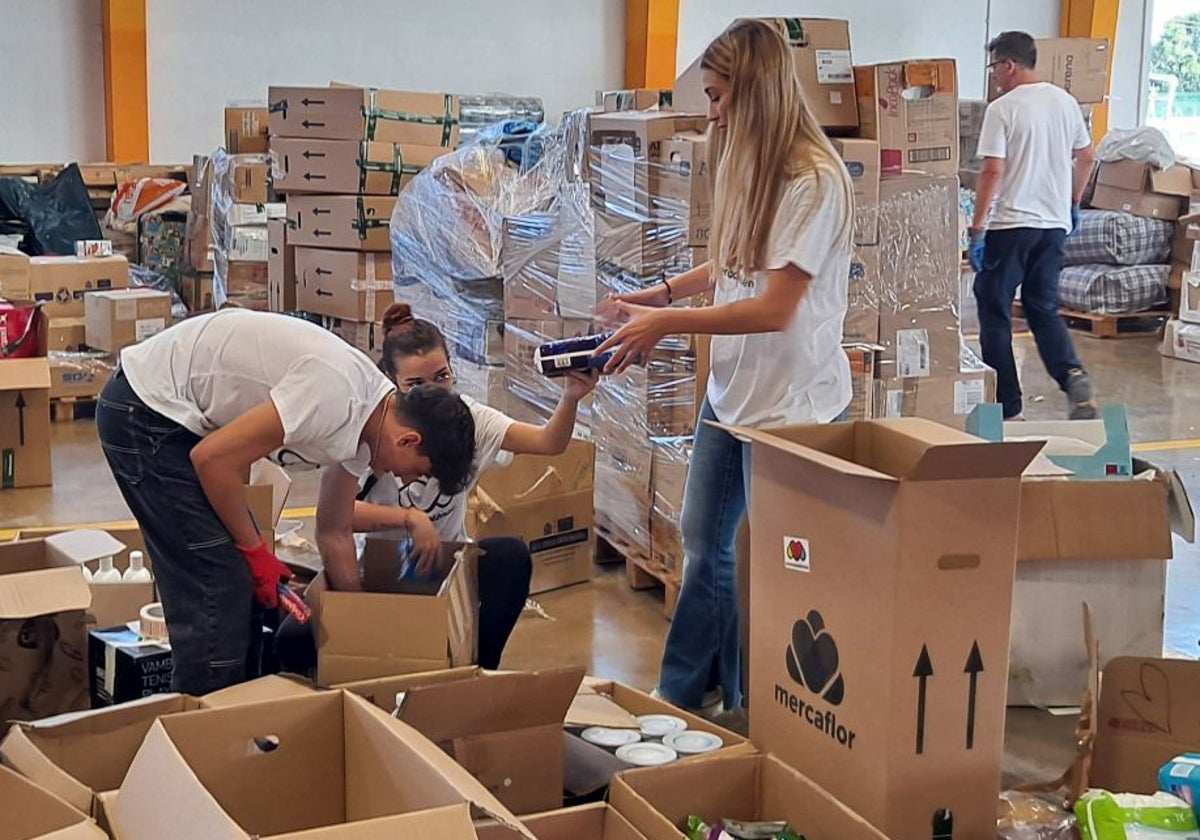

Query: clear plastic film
left=210, top=148, right=273, bottom=310
left=650, top=435, right=691, bottom=581
left=1096, top=126, right=1177, bottom=169
left=502, top=318, right=594, bottom=431
left=997, top=791, right=1076, bottom=840
left=46, top=350, right=116, bottom=399
left=457, top=94, right=545, bottom=148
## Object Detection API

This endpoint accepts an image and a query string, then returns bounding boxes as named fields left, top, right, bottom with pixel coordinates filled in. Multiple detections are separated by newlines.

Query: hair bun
left=382, top=302, right=414, bottom=334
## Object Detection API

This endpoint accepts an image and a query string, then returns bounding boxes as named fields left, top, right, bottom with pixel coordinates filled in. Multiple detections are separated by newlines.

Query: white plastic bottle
left=122, top=551, right=152, bottom=583
left=92, top=555, right=123, bottom=584
left=81, top=563, right=93, bottom=583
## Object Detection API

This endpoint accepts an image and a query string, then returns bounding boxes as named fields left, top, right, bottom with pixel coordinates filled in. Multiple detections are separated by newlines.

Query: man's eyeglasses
left=397, top=370, right=456, bottom=393
left=987, top=59, right=1011, bottom=70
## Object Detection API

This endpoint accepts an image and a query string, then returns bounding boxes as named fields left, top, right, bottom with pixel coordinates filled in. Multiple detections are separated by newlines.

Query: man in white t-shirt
left=970, top=31, right=1099, bottom=421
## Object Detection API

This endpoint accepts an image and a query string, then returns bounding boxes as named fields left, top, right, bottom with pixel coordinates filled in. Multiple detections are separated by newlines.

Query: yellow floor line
left=1133, top=439, right=1200, bottom=453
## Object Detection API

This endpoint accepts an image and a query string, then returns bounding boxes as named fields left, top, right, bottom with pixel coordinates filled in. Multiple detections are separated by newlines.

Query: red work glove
left=236, top=539, right=293, bottom=609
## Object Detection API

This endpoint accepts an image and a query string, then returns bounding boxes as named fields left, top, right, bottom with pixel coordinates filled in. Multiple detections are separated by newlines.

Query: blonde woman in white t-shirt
left=596, top=19, right=855, bottom=717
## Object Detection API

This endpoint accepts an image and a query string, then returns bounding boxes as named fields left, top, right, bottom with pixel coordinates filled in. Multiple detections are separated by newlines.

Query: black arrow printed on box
left=302, top=150, right=325, bottom=159
left=964, top=641, right=984, bottom=750
left=314, top=230, right=331, bottom=237
left=914, top=644, right=933, bottom=755
left=303, top=173, right=326, bottom=181
left=301, top=98, right=324, bottom=106
left=313, top=208, right=331, bottom=215
left=315, top=268, right=332, bottom=276
left=316, top=289, right=333, bottom=297
left=15, top=392, right=26, bottom=445
left=301, top=120, right=325, bottom=129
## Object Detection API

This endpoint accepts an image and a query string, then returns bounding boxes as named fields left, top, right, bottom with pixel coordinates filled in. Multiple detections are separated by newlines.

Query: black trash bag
left=0, top=164, right=102, bottom=256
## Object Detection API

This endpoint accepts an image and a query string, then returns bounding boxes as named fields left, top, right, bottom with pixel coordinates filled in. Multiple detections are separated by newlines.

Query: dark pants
left=96, top=370, right=263, bottom=694
left=974, top=227, right=1084, bottom=418
left=275, top=536, right=533, bottom=673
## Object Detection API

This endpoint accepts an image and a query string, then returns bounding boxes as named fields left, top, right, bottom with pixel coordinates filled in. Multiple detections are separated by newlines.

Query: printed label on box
left=783, top=536, right=811, bottom=573
left=114, top=299, right=137, bottom=321
left=815, top=50, right=853, bottom=84
left=830, top=91, right=843, bottom=105
left=135, top=318, right=166, bottom=342
left=954, top=378, right=987, bottom=415
left=895, top=329, right=931, bottom=377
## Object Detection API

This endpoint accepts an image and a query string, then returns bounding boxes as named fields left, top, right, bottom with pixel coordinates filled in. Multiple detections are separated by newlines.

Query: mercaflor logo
left=775, top=609, right=857, bottom=749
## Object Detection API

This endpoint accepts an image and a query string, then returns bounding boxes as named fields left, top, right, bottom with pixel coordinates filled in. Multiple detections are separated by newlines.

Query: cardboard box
left=469, top=441, right=596, bottom=595
left=270, top=138, right=441, bottom=195
left=1035, top=38, right=1110, bottom=104
left=28, top=256, right=130, bottom=319
left=967, top=403, right=1132, bottom=479
left=87, top=626, right=173, bottom=708
left=0, top=694, right=203, bottom=816
left=877, top=309, right=962, bottom=378
left=501, top=212, right=597, bottom=321
left=285, top=195, right=396, bottom=251
left=83, top=289, right=171, bottom=353
left=1089, top=159, right=1190, bottom=220
left=610, top=753, right=887, bottom=840
left=0, top=356, right=52, bottom=489
left=267, top=219, right=295, bottom=312
left=344, top=667, right=585, bottom=815
left=649, top=438, right=690, bottom=579
left=0, top=250, right=31, bottom=299
left=832, top=138, right=881, bottom=245
left=1163, top=317, right=1200, bottom=363
left=232, top=161, right=269, bottom=204
left=595, top=89, right=672, bottom=111
left=225, top=203, right=286, bottom=227
left=655, top=132, right=711, bottom=247
left=856, top=59, right=959, bottom=177
left=294, top=248, right=393, bottom=321
left=45, top=317, right=87, bottom=352
left=268, top=86, right=462, bottom=147
left=595, top=211, right=688, bottom=277
left=1092, top=657, right=1200, bottom=794
left=180, top=274, right=214, bottom=313
left=1181, top=270, right=1200, bottom=324
left=733, top=419, right=1040, bottom=840
left=111, top=690, right=535, bottom=840
left=478, top=803, right=650, bottom=840
left=588, top=112, right=708, bottom=220
left=873, top=368, right=997, bottom=430
left=225, top=106, right=269, bottom=154
left=846, top=248, right=881, bottom=346
left=47, top=352, right=114, bottom=400
left=0, top=763, right=105, bottom=839
left=309, top=540, right=479, bottom=686
left=674, top=18, right=858, bottom=132
left=224, top=261, right=269, bottom=307
left=842, top=344, right=879, bottom=422
left=228, top=225, right=269, bottom=262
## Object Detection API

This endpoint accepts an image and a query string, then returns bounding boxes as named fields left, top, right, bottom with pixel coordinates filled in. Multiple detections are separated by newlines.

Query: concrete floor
left=3, top=327, right=1198, bottom=787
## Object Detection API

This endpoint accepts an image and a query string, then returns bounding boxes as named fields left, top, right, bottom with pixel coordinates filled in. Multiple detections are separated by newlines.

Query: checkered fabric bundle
left=1059, top=263, right=1170, bottom=314
left=1063, top=209, right=1173, bottom=266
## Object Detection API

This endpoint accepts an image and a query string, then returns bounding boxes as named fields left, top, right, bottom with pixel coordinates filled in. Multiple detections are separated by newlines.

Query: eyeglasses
left=396, top=370, right=456, bottom=393
left=987, top=59, right=1011, bottom=70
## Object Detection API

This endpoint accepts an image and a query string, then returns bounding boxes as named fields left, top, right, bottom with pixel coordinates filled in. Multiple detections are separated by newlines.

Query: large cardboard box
left=1163, top=317, right=1200, bottom=363
left=595, top=211, right=688, bottom=277
left=111, top=691, right=534, bottom=840
left=267, top=219, right=296, bottom=312
left=1092, top=657, right=1200, bottom=794
left=0, top=763, right=106, bottom=839
left=343, top=667, right=585, bottom=815
left=873, top=368, right=997, bottom=430
left=294, top=248, right=392, bottom=321
left=28, top=256, right=130, bottom=319
left=0, top=357, right=52, bottom=489
left=832, top=138, right=881, bottom=245
left=1090, top=159, right=1190, bottom=220
left=87, top=626, right=173, bottom=708
left=44, top=317, right=88, bottom=352
left=468, top=441, right=596, bottom=595
left=478, top=803, right=650, bottom=840
left=309, top=540, right=479, bottom=686
left=987, top=39, right=1110, bottom=105
left=231, top=161, right=270, bottom=204
left=588, top=112, right=708, bottom=220
left=0, top=250, right=32, bottom=299
left=610, top=753, right=887, bottom=840
left=674, top=18, right=858, bottom=132
left=47, top=352, right=114, bottom=400
left=842, top=344, right=879, bottom=422
left=285, top=195, right=396, bottom=251
left=83, top=289, right=171, bottom=353
left=501, top=212, right=597, bottom=321
left=268, top=86, right=462, bottom=148
left=655, top=132, right=711, bottom=247
left=502, top=318, right=595, bottom=425
left=270, top=138, right=441, bottom=195
left=735, top=419, right=1040, bottom=840
left=856, top=59, right=959, bottom=177
left=225, top=106, right=269, bottom=154
left=877, top=309, right=962, bottom=378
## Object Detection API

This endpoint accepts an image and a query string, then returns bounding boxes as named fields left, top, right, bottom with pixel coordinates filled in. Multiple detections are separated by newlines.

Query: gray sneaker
left=1066, top=369, right=1098, bottom=420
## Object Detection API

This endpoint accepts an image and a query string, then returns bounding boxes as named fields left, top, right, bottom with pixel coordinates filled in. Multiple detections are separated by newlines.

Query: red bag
left=0, top=299, right=43, bottom=358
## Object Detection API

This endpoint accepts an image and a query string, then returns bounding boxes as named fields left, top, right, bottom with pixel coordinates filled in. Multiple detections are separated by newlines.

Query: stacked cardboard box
left=586, top=110, right=711, bottom=565
left=855, top=58, right=960, bottom=178
left=181, top=155, right=215, bottom=312
left=210, top=152, right=280, bottom=310
left=269, top=84, right=457, bottom=341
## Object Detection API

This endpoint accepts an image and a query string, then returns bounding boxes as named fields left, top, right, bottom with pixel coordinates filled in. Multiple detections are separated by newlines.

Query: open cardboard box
left=308, top=537, right=479, bottom=686
left=111, top=690, right=534, bottom=840
left=0, top=763, right=105, bottom=840
left=340, top=666, right=585, bottom=814
left=609, top=753, right=888, bottom=840
left=967, top=403, right=1132, bottom=479
left=476, top=803, right=649, bottom=840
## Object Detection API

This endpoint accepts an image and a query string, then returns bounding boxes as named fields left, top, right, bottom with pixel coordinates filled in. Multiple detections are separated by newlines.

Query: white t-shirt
left=707, top=162, right=853, bottom=427
left=121, top=309, right=394, bottom=479
left=360, top=395, right=515, bottom=540
left=977, top=82, right=1091, bottom=231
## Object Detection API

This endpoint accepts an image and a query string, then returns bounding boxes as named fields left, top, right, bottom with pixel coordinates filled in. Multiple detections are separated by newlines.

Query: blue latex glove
left=968, top=228, right=986, bottom=273
left=1069, top=202, right=1082, bottom=237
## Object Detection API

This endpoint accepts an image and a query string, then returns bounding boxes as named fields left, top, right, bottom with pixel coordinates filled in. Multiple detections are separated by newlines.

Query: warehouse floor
left=4, top=328, right=1199, bottom=787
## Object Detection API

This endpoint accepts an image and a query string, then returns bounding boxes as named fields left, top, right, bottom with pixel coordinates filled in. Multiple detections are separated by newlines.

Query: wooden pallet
left=598, top=529, right=680, bottom=619
left=1014, top=302, right=1169, bottom=339
left=51, top=397, right=97, bottom=422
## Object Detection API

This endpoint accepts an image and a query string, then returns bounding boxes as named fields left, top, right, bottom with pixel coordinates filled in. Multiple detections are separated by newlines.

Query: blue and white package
left=533, top=331, right=615, bottom=377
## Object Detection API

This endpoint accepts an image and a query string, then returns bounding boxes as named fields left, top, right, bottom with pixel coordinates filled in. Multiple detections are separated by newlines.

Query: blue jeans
left=657, top=398, right=750, bottom=710
left=96, top=370, right=263, bottom=694
left=974, top=227, right=1084, bottom=418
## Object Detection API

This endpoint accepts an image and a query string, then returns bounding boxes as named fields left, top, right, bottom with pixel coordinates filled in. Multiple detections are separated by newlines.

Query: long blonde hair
left=703, top=19, right=854, bottom=278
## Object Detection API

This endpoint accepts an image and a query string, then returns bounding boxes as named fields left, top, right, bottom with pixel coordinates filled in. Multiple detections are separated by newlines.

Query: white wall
left=677, top=0, right=1060, bottom=103
left=0, top=0, right=107, bottom=163
left=146, top=0, right=625, bottom=163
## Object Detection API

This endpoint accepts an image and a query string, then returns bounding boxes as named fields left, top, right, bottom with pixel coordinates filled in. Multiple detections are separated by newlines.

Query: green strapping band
left=783, top=18, right=807, bottom=46
left=355, top=143, right=424, bottom=193
left=362, top=88, right=458, bottom=146
left=352, top=196, right=389, bottom=240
